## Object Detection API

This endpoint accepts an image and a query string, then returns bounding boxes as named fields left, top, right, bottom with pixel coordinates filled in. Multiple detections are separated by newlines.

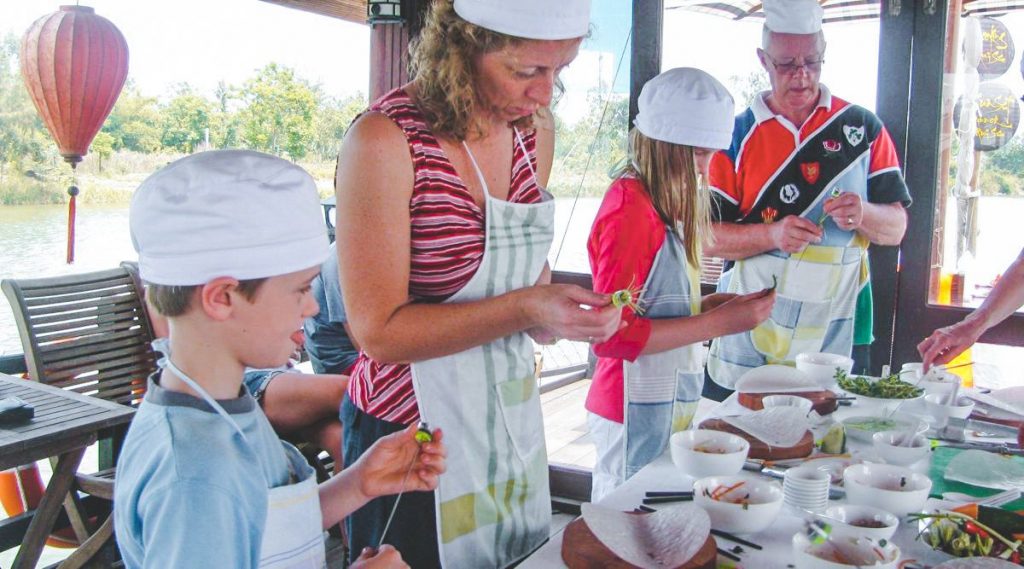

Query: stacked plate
left=783, top=466, right=830, bottom=513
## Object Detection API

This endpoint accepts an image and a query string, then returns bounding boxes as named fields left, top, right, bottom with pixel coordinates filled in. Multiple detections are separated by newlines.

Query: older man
left=704, top=0, right=911, bottom=399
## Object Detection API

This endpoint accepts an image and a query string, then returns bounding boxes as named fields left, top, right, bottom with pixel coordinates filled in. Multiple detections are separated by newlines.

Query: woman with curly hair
left=334, top=0, right=619, bottom=566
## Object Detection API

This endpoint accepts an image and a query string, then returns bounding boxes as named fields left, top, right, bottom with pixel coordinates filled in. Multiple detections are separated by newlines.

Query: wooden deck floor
left=540, top=379, right=595, bottom=470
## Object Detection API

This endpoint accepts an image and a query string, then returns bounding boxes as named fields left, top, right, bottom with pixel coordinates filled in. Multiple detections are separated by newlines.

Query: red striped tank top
left=348, top=87, right=543, bottom=424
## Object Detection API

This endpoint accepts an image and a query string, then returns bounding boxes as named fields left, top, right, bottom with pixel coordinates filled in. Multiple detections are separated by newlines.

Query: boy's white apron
left=410, top=133, right=555, bottom=568
left=154, top=341, right=326, bottom=569
left=623, top=230, right=704, bottom=479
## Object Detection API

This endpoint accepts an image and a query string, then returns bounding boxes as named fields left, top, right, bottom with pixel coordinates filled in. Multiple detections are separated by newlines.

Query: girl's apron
left=409, top=131, right=555, bottom=568
left=707, top=184, right=869, bottom=389
left=153, top=340, right=326, bottom=569
left=622, top=229, right=704, bottom=479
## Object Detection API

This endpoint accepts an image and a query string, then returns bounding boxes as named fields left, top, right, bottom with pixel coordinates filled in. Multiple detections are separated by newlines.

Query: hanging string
left=551, top=27, right=632, bottom=269
left=66, top=166, right=79, bottom=264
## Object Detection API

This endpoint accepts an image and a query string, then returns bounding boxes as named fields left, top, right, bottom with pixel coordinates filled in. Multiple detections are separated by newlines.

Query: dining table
left=521, top=389, right=1022, bottom=569
left=0, top=372, right=135, bottom=569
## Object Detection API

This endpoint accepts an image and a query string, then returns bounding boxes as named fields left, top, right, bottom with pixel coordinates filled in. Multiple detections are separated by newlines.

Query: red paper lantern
left=20, top=5, right=129, bottom=166
left=20, top=5, right=128, bottom=263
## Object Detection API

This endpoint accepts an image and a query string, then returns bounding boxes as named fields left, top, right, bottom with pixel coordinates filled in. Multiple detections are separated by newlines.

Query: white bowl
left=821, top=505, right=899, bottom=542
left=670, top=430, right=750, bottom=479
left=872, top=430, right=930, bottom=466
left=843, top=463, right=932, bottom=516
left=793, top=532, right=900, bottom=569
left=693, top=475, right=783, bottom=534
left=763, top=394, right=814, bottom=414
left=842, top=416, right=928, bottom=443
left=796, top=352, right=854, bottom=387
left=923, top=393, right=975, bottom=421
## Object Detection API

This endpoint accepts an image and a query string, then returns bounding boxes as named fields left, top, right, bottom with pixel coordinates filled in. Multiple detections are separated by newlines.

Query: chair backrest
left=1, top=262, right=158, bottom=406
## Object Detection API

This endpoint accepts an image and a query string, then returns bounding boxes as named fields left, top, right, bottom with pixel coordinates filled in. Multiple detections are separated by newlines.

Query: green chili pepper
left=415, top=421, right=433, bottom=443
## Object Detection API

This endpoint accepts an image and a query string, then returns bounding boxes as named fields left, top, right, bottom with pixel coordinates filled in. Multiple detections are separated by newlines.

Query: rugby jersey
left=347, top=87, right=543, bottom=424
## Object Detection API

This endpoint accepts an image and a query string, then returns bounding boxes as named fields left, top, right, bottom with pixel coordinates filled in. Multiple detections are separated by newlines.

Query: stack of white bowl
left=783, top=466, right=830, bottom=513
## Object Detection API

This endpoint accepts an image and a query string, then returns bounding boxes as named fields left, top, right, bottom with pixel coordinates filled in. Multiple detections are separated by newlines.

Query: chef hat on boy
left=130, top=150, right=329, bottom=286
left=453, top=0, right=591, bottom=40
left=634, top=67, right=735, bottom=150
left=763, top=0, right=824, bottom=34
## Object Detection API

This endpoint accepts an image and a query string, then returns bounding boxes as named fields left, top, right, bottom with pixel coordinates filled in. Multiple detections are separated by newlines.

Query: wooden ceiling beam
left=258, top=0, right=368, bottom=25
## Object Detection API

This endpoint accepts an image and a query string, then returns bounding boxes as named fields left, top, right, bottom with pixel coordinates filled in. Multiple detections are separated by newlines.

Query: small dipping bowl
left=843, top=463, right=932, bottom=516
left=872, top=430, right=930, bottom=466
left=796, top=352, right=854, bottom=388
left=693, top=475, right=783, bottom=534
left=670, top=430, right=750, bottom=479
left=792, top=532, right=900, bottom=569
left=924, top=393, right=975, bottom=422
left=821, top=504, right=899, bottom=542
left=762, top=394, right=814, bottom=415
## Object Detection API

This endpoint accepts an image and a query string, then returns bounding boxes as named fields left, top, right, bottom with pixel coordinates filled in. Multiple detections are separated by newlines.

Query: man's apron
left=623, top=229, right=704, bottom=479
left=153, top=341, right=326, bottom=569
left=409, top=132, right=555, bottom=568
left=707, top=158, right=870, bottom=389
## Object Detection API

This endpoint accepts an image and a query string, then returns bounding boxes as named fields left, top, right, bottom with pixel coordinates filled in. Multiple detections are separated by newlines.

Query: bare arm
left=533, top=109, right=555, bottom=187
left=640, top=290, right=775, bottom=355
left=919, top=247, right=1024, bottom=370
left=823, top=193, right=907, bottom=245
left=335, top=113, right=617, bottom=364
left=704, top=215, right=823, bottom=260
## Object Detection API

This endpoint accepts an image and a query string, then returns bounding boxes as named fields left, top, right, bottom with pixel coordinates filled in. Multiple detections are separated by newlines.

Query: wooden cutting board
left=699, top=418, right=814, bottom=460
left=562, top=515, right=717, bottom=569
left=738, top=389, right=839, bottom=415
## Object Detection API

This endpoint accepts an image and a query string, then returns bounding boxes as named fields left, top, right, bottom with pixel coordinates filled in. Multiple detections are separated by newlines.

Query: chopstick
left=634, top=504, right=656, bottom=513
left=645, top=490, right=693, bottom=498
left=642, top=495, right=694, bottom=505
left=717, top=547, right=742, bottom=562
left=710, top=529, right=763, bottom=550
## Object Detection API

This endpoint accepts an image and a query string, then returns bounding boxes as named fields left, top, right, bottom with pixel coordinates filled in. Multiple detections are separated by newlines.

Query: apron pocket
left=494, top=375, right=544, bottom=460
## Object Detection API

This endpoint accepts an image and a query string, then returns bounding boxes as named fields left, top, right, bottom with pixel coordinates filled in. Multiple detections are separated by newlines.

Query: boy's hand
left=355, top=424, right=446, bottom=500
left=351, top=545, right=409, bottom=568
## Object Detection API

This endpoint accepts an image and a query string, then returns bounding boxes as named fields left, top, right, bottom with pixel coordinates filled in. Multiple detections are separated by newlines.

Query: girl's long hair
left=613, top=128, right=713, bottom=269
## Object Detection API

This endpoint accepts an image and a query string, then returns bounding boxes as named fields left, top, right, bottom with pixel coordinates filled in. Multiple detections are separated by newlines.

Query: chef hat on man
left=763, top=0, right=823, bottom=34
left=453, top=0, right=591, bottom=40
left=130, top=150, right=329, bottom=286
left=634, top=67, right=735, bottom=150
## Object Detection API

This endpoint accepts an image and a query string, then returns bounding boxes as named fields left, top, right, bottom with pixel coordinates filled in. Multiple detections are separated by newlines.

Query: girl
left=586, top=68, right=776, bottom=501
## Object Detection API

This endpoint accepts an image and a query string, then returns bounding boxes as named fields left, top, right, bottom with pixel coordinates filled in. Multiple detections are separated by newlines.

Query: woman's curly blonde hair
left=410, top=1, right=534, bottom=141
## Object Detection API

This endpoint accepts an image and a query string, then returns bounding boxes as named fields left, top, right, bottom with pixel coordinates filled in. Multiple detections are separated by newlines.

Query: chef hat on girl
left=634, top=67, right=735, bottom=150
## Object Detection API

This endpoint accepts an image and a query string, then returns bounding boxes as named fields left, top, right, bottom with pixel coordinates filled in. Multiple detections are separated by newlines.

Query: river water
left=1, top=197, right=1022, bottom=370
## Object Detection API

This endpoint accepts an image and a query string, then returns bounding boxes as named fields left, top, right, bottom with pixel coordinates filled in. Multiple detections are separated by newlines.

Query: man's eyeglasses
left=763, top=52, right=824, bottom=75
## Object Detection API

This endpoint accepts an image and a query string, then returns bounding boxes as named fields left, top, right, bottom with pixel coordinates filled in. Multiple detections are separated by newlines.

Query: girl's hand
left=525, top=284, right=622, bottom=343
left=351, top=545, right=409, bottom=569
left=701, top=293, right=737, bottom=312
left=355, top=424, right=446, bottom=500
left=707, top=289, right=776, bottom=335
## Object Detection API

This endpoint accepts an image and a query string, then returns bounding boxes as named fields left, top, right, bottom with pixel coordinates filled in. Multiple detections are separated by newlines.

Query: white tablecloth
left=521, top=393, right=1004, bottom=568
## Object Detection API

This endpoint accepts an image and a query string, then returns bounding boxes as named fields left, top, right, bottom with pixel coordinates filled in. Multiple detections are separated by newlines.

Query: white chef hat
left=634, top=67, right=735, bottom=150
left=763, top=0, right=824, bottom=34
left=130, top=150, right=329, bottom=286
left=453, top=0, right=591, bottom=40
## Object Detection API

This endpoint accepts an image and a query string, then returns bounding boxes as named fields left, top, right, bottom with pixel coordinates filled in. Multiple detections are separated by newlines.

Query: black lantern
left=367, top=0, right=403, bottom=24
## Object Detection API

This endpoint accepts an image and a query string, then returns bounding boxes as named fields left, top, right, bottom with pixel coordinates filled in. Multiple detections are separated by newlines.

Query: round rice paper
left=580, top=502, right=710, bottom=568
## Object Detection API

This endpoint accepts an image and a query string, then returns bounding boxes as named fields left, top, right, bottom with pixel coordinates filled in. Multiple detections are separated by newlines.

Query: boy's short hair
left=146, top=279, right=267, bottom=317
left=130, top=150, right=329, bottom=288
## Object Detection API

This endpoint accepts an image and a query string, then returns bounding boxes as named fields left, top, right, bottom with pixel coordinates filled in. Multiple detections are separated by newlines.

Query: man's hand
left=770, top=215, right=822, bottom=253
left=351, top=545, right=409, bottom=569
left=822, top=191, right=864, bottom=232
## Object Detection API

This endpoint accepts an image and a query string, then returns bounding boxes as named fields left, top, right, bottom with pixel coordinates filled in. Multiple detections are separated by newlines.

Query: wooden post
left=368, top=0, right=428, bottom=102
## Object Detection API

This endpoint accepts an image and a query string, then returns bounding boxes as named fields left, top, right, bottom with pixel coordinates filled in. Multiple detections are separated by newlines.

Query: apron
left=153, top=340, right=326, bottom=569
left=707, top=165, right=870, bottom=389
left=623, top=229, right=704, bottom=479
left=409, top=131, right=555, bottom=568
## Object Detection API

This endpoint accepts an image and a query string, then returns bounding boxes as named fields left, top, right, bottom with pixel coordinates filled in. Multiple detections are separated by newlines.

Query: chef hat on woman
left=633, top=67, right=735, bottom=150
left=453, top=0, right=591, bottom=40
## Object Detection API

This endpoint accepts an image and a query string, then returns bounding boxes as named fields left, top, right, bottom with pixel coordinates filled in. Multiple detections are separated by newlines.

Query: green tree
left=90, top=131, right=115, bottom=172
left=161, top=84, right=215, bottom=153
left=237, top=63, right=317, bottom=160
left=728, top=71, right=770, bottom=109
left=0, top=33, right=53, bottom=184
left=104, top=81, right=162, bottom=152
left=311, top=92, right=366, bottom=160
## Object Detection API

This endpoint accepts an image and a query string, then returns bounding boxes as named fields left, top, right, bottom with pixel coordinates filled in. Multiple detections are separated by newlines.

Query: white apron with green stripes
left=409, top=133, right=554, bottom=568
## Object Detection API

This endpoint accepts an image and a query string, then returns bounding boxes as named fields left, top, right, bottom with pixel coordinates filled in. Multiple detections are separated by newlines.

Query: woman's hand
left=524, top=284, right=622, bottom=343
left=706, top=289, right=775, bottom=336
left=917, top=318, right=986, bottom=372
left=351, top=545, right=409, bottom=569
left=701, top=293, right=737, bottom=312
left=354, top=424, right=446, bottom=500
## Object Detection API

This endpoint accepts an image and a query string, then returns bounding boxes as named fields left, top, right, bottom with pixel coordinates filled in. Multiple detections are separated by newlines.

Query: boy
left=114, top=150, right=445, bottom=568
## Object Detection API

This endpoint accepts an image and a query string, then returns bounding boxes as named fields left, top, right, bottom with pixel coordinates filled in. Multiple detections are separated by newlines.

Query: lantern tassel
left=66, top=184, right=79, bottom=264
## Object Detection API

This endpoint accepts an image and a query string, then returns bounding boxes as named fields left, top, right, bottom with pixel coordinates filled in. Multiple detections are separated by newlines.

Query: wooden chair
left=1, top=261, right=158, bottom=568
